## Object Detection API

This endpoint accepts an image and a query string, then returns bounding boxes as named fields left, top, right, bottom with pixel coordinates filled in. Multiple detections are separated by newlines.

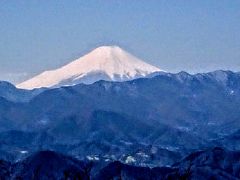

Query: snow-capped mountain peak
left=17, top=46, right=162, bottom=89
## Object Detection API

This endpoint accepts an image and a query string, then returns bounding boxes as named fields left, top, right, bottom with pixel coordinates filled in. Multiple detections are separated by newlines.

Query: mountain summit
left=17, top=46, right=162, bottom=89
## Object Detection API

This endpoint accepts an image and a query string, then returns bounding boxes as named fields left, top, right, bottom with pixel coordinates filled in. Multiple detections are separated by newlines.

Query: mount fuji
left=17, top=46, right=162, bottom=89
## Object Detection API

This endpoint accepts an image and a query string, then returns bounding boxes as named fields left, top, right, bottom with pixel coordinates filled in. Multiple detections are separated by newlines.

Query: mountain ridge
left=1, top=70, right=240, bottom=167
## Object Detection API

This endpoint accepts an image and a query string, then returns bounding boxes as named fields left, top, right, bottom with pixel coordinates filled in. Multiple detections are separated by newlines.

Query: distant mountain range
left=0, top=70, right=240, bottom=170
left=1, top=45, right=240, bottom=178
left=17, top=46, right=162, bottom=89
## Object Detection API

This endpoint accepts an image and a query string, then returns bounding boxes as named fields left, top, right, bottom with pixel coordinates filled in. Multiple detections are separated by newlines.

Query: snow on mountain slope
left=17, top=46, right=162, bottom=89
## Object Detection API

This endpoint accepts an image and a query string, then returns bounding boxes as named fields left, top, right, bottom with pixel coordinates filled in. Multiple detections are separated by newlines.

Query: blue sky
left=0, top=0, right=240, bottom=83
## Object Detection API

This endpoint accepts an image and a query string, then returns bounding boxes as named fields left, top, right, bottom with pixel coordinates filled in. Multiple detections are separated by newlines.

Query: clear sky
left=0, top=0, right=240, bottom=84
